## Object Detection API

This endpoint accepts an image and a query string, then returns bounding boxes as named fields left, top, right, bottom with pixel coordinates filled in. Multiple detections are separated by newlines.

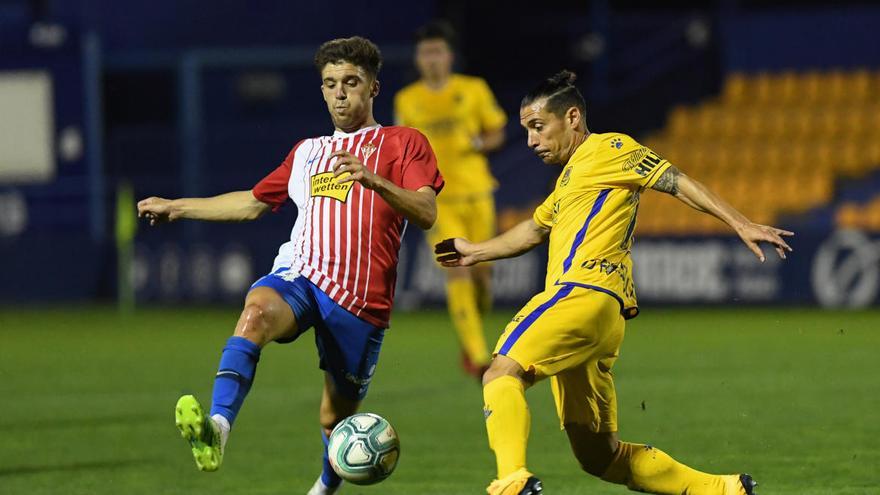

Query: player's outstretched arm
left=650, top=166, right=794, bottom=262
left=137, top=190, right=271, bottom=226
left=434, top=219, right=550, bottom=267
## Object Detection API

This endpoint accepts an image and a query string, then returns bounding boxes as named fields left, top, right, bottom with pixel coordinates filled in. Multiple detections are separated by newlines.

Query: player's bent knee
left=235, top=295, right=286, bottom=346
left=482, top=355, right=526, bottom=387
left=235, top=303, right=271, bottom=345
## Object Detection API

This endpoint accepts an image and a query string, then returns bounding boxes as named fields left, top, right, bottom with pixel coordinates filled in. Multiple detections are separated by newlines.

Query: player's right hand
left=137, top=197, right=176, bottom=226
left=734, top=221, right=794, bottom=262
left=434, top=238, right=479, bottom=267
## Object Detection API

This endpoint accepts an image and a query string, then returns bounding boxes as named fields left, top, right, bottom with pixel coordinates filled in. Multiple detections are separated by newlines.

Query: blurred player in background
left=138, top=37, right=443, bottom=495
left=436, top=71, right=793, bottom=495
left=394, top=20, right=507, bottom=380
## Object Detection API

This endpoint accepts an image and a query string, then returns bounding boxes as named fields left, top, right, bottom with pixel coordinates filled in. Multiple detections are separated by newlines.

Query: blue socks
left=208, top=335, right=341, bottom=491
left=209, top=336, right=261, bottom=425
left=321, top=429, right=343, bottom=488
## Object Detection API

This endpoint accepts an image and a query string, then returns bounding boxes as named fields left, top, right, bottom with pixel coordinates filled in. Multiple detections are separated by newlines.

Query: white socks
left=211, top=414, right=231, bottom=450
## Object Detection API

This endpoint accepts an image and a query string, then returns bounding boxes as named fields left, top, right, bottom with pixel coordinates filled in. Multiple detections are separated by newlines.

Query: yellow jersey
left=394, top=74, right=507, bottom=199
left=533, top=132, right=671, bottom=318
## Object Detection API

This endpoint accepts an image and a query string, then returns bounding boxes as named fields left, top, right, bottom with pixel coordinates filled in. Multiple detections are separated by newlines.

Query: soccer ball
left=327, top=413, right=400, bottom=485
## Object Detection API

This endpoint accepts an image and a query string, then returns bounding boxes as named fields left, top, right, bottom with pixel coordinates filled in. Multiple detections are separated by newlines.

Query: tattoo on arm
left=651, top=166, right=680, bottom=195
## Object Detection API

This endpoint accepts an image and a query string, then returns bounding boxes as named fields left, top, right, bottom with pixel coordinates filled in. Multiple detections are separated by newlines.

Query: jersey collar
left=567, top=132, right=596, bottom=165
left=333, top=123, right=382, bottom=138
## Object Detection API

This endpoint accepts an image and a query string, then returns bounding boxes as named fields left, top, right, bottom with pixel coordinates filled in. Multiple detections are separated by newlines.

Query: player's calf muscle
left=319, top=398, right=358, bottom=431
left=566, top=426, right=618, bottom=476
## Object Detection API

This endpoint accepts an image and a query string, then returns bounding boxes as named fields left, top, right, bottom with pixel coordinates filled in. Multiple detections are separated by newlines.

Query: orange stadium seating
left=637, top=68, right=880, bottom=235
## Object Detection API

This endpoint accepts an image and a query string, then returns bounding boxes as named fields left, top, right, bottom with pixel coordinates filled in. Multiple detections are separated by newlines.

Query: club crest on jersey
left=311, top=172, right=354, bottom=202
left=561, top=166, right=573, bottom=187
left=361, top=142, right=377, bottom=161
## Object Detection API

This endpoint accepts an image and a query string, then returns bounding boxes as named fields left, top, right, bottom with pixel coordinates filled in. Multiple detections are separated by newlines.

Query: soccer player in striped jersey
left=138, top=37, right=443, bottom=495
left=435, top=71, right=792, bottom=495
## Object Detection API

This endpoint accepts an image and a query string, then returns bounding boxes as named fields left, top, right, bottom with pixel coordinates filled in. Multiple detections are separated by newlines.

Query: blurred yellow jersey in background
left=533, top=132, right=671, bottom=318
left=394, top=74, right=506, bottom=199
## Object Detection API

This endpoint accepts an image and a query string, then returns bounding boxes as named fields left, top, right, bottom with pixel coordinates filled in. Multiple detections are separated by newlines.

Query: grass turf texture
left=0, top=307, right=878, bottom=494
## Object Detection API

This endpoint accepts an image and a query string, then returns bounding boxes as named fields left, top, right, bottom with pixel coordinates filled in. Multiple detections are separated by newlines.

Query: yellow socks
left=601, top=442, right=733, bottom=494
left=447, top=277, right=490, bottom=366
left=483, top=376, right=530, bottom=479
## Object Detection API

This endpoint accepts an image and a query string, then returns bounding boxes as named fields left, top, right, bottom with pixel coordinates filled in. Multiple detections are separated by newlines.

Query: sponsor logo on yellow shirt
left=311, top=172, right=354, bottom=202
left=622, top=147, right=663, bottom=177
left=622, top=147, right=650, bottom=171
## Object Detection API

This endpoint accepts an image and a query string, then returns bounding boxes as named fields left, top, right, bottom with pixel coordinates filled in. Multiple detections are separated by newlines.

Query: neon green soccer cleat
left=174, top=394, right=223, bottom=472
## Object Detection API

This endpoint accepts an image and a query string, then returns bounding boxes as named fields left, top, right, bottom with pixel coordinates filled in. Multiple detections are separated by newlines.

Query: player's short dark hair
left=521, top=70, right=587, bottom=119
left=314, top=36, right=383, bottom=79
left=414, top=20, right=457, bottom=49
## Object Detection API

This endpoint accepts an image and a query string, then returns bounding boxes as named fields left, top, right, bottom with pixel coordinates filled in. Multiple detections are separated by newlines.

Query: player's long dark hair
left=314, top=36, right=383, bottom=79
left=521, top=70, right=587, bottom=119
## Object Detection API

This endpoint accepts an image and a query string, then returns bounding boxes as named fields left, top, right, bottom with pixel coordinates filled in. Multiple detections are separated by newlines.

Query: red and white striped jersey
left=252, top=124, right=444, bottom=328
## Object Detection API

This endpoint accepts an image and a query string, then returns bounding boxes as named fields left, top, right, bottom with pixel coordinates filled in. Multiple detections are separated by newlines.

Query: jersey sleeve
left=474, top=78, right=507, bottom=131
left=532, top=190, right=556, bottom=229
left=252, top=141, right=303, bottom=212
left=400, top=130, right=445, bottom=194
left=595, top=133, right=672, bottom=189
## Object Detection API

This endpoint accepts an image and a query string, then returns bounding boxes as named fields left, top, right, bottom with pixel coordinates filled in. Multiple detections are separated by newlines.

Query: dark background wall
left=1, top=0, right=878, bottom=305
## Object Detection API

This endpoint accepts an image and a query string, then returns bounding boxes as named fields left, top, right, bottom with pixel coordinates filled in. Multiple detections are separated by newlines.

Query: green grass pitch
left=1, top=306, right=878, bottom=494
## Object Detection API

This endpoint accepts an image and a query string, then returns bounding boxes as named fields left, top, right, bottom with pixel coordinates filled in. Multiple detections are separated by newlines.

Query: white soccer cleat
left=306, top=476, right=342, bottom=495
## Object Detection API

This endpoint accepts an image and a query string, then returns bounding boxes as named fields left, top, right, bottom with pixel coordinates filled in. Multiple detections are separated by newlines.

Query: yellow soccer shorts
left=427, top=193, right=496, bottom=247
left=494, top=284, right=625, bottom=432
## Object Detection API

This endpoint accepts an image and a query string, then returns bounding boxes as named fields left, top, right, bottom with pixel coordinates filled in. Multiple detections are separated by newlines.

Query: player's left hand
left=735, top=222, right=794, bottom=262
left=434, top=238, right=479, bottom=267
left=331, top=150, right=382, bottom=190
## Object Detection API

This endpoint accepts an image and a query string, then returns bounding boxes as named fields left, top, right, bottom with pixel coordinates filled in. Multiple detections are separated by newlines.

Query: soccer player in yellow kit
left=395, top=21, right=507, bottom=379
left=436, top=71, right=793, bottom=495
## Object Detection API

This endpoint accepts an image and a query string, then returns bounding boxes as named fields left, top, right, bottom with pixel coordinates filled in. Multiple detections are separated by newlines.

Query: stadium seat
left=864, top=142, right=880, bottom=169
left=639, top=68, right=880, bottom=234
left=798, top=71, right=823, bottom=105
left=753, top=72, right=774, bottom=104
left=835, top=202, right=863, bottom=229
left=667, top=106, right=691, bottom=138
left=845, top=69, right=873, bottom=104
left=841, top=107, right=869, bottom=137
left=721, top=72, right=748, bottom=105
left=835, top=140, right=863, bottom=176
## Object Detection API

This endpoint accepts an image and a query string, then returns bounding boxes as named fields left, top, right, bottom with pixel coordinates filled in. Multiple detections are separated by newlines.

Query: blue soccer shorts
left=250, top=267, right=385, bottom=401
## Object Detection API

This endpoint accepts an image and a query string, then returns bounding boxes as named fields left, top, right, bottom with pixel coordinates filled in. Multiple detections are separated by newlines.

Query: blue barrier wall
left=119, top=229, right=880, bottom=311
left=3, top=3, right=880, bottom=307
